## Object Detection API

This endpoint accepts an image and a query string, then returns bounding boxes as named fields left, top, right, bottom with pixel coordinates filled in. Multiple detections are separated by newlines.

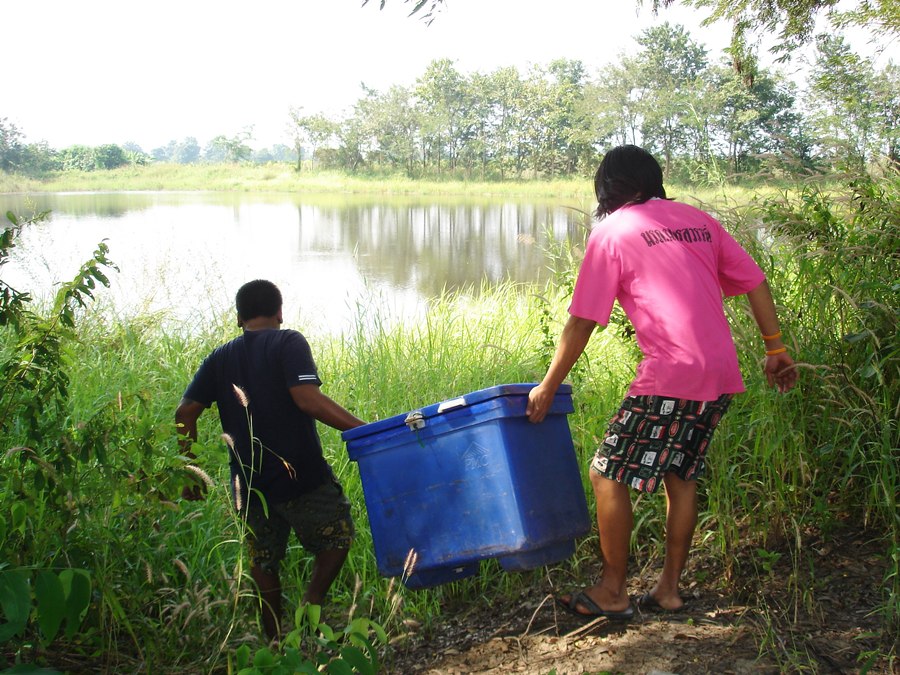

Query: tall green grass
left=705, top=174, right=899, bottom=668
left=1, top=171, right=896, bottom=671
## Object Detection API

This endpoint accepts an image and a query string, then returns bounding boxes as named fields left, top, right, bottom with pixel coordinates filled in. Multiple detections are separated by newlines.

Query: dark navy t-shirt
left=183, top=328, right=331, bottom=505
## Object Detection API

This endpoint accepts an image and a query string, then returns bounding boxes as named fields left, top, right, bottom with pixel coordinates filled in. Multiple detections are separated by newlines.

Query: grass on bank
left=0, top=163, right=593, bottom=198
left=13, top=268, right=897, bottom=672
left=1, top=171, right=897, bottom=671
left=0, top=161, right=798, bottom=208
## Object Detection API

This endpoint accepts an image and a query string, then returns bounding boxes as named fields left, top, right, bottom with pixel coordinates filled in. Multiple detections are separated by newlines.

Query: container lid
left=342, top=382, right=571, bottom=443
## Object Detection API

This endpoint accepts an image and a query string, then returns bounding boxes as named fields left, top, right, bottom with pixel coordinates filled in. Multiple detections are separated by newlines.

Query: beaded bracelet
left=765, top=347, right=788, bottom=356
left=762, top=331, right=782, bottom=341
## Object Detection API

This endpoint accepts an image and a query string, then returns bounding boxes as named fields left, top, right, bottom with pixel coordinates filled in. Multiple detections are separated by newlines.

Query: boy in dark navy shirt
left=176, top=279, right=366, bottom=640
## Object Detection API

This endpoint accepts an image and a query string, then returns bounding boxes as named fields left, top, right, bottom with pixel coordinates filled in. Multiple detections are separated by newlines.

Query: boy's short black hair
left=235, top=280, right=282, bottom=321
left=594, top=145, right=668, bottom=217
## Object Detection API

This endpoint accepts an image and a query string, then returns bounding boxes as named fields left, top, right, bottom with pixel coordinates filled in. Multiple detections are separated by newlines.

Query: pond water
left=0, top=191, right=593, bottom=335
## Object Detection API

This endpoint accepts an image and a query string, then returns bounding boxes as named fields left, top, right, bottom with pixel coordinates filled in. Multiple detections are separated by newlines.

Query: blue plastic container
left=342, top=383, right=591, bottom=588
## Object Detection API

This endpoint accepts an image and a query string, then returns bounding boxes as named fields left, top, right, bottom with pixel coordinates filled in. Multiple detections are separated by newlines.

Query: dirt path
left=403, top=602, right=773, bottom=674
left=385, top=524, right=895, bottom=674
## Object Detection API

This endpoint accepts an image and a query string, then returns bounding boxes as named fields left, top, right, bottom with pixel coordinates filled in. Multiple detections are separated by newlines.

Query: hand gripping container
left=342, top=383, right=591, bottom=589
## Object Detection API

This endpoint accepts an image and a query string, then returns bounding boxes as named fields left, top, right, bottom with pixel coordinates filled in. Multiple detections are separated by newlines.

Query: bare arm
left=746, top=280, right=798, bottom=394
left=175, top=398, right=207, bottom=499
left=175, top=398, right=206, bottom=455
left=290, top=384, right=366, bottom=431
left=527, top=315, right=597, bottom=423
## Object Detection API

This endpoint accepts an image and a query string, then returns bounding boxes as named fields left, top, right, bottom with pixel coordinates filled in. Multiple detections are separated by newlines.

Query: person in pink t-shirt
left=527, top=145, right=797, bottom=620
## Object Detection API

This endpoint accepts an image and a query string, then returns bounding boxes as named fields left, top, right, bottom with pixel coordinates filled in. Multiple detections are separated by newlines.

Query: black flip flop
left=555, top=591, right=634, bottom=621
left=636, top=592, right=685, bottom=613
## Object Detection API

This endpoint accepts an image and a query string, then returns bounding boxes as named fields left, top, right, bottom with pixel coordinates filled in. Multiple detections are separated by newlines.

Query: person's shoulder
left=278, top=328, right=308, bottom=342
left=273, top=328, right=312, bottom=353
left=594, top=205, right=648, bottom=237
left=654, top=198, right=716, bottom=221
left=190, top=336, right=241, bottom=380
left=206, top=334, right=243, bottom=359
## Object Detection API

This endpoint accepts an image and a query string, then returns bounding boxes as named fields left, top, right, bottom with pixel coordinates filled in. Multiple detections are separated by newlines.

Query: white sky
left=4, top=0, right=895, bottom=152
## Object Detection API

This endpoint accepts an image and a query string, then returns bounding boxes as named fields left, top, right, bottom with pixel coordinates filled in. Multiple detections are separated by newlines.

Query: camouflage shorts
left=243, top=478, right=355, bottom=574
left=590, top=394, right=733, bottom=494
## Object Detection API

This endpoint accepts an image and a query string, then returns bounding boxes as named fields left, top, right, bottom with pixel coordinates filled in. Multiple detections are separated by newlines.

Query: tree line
left=1, top=23, right=897, bottom=182
left=0, top=123, right=297, bottom=174
left=289, top=24, right=897, bottom=180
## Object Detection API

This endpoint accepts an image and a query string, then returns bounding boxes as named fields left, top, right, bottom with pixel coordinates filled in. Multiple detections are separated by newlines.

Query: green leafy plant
left=231, top=603, right=386, bottom=674
left=1, top=210, right=118, bottom=444
left=0, top=567, right=91, bottom=647
left=753, top=548, right=782, bottom=578
left=0, top=211, right=115, bottom=666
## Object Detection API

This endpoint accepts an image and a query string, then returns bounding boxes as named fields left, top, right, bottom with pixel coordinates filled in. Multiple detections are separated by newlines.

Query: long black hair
left=593, top=145, right=668, bottom=218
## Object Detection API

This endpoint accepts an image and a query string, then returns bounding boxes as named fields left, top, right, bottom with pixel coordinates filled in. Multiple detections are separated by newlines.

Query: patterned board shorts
left=243, top=478, right=355, bottom=574
left=590, top=394, right=733, bottom=494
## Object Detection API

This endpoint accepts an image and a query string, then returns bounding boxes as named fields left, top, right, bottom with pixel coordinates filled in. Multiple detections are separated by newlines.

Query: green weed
left=0, top=170, right=897, bottom=670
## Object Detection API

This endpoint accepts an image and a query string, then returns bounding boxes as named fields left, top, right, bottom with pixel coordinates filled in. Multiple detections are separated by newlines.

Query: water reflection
left=299, top=201, right=585, bottom=294
left=0, top=192, right=592, bottom=334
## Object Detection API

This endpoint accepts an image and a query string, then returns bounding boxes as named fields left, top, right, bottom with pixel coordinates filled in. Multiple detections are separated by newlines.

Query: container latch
left=404, top=410, right=425, bottom=431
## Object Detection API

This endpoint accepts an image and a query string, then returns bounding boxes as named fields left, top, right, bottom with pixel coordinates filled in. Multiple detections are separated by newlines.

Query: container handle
left=437, top=396, right=466, bottom=413
left=404, top=410, right=425, bottom=431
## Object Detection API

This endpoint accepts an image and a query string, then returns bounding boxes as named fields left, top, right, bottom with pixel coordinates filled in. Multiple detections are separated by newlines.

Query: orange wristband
left=762, top=331, right=782, bottom=341
left=765, top=347, right=787, bottom=356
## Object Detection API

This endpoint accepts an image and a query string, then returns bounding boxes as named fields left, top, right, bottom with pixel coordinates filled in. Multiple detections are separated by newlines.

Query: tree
left=303, top=113, right=339, bottom=168
left=0, top=118, right=25, bottom=172
left=652, top=0, right=839, bottom=56
left=19, top=141, right=60, bottom=174
left=94, top=144, right=128, bottom=170
left=252, top=147, right=274, bottom=163
left=456, top=72, right=488, bottom=177
left=151, top=141, right=176, bottom=162
left=415, top=59, right=472, bottom=174
left=0, top=120, right=60, bottom=175
left=870, top=63, right=900, bottom=166
left=59, top=145, right=97, bottom=171
left=585, top=64, right=642, bottom=151
left=709, top=63, right=801, bottom=173
left=363, top=85, right=422, bottom=175
left=516, top=71, right=554, bottom=177
left=479, top=66, right=526, bottom=180
left=334, top=115, right=367, bottom=172
left=289, top=109, right=339, bottom=171
left=267, top=144, right=297, bottom=163
left=807, top=35, right=882, bottom=169
left=631, top=23, right=709, bottom=176
left=377, top=0, right=899, bottom=71
left=172, top=137, right=201, bottom=164
left=207, top=128, right=254, bottom=163
left=543, top=59, right=595, bottom=175
left=121, top=142, right=149, bottom=165
left=834, top=0, right=900, bottom=38
left=510, top=60, right=596, bottom=177
left=648, top=0, right=900, bottom=75
left=361, top=0, right=444, bottom=24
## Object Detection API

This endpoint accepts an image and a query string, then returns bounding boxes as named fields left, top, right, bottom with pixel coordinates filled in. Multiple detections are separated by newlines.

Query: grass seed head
left=232, top=384, right=249, bottom=407
left=402, top=548, right=419, bottom=578
left=173, top=558, right=191, bottom=581
left=185, top=464, right=215, bottom=490
left=233, top=475, right=243, bottom=511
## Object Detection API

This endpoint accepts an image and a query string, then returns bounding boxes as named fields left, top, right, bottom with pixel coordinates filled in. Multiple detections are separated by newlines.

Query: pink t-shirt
left=570, top=199, right=765, bottom=401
